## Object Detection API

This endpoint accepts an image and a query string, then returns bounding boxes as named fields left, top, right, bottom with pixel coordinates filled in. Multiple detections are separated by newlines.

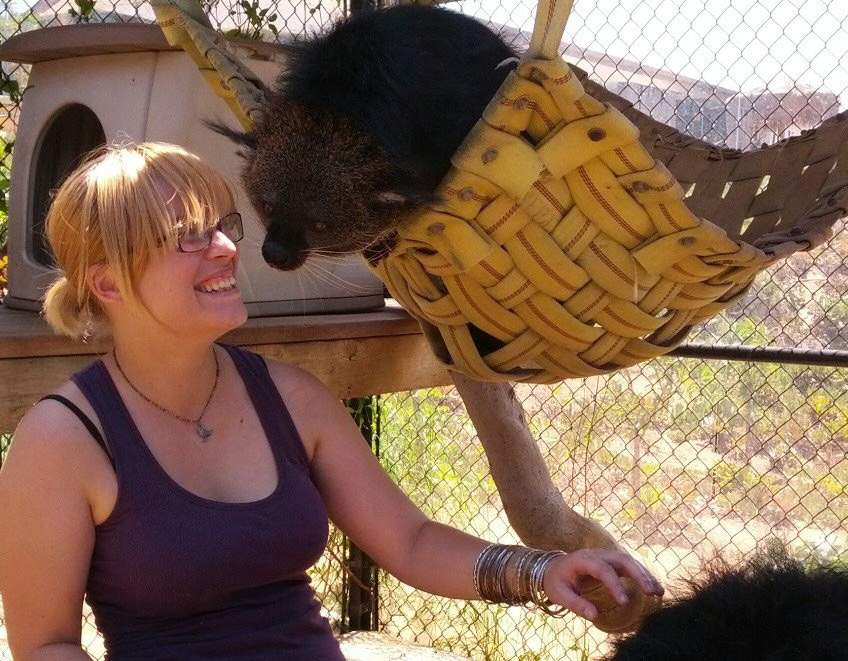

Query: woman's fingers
left=599, top=551, right=664, bottom=596
left=566, top=554, right=630, bottom=605
left=543, top=549, right=665, bottom=622
left=545, top=580, right=599, bottom=621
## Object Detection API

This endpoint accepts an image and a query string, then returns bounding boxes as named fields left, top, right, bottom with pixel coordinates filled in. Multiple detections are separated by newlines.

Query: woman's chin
left=194, top=287, right=248, bottom=329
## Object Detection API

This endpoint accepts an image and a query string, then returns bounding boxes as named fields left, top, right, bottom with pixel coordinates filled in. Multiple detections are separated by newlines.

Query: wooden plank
left=0, top=305, right=424, bottom=359
left=0, top=335, right=452, bottom=432
left=250, top=335, right=451, bottom=398
left=0, top=355, right=95, bottom=432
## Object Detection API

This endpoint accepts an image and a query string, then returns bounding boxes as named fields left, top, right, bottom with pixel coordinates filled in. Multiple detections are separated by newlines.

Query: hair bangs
left=165, top=156, right=237, bottom=242
left=90, top=143, right=236, bottom=300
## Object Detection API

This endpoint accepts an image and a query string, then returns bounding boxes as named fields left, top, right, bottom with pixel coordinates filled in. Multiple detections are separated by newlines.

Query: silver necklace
left=112, top=348, right=219, bottom=440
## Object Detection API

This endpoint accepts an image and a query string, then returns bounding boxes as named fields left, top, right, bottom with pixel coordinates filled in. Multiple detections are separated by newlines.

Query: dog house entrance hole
left=32, top=104, right=105, bottom=265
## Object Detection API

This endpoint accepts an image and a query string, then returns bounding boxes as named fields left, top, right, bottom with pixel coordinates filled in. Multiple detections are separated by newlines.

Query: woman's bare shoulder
left=260, top=358, right=342, bottom=458
left=262, top=357, right=334, bottom=401
left=3, top=381, right=109, bottom=489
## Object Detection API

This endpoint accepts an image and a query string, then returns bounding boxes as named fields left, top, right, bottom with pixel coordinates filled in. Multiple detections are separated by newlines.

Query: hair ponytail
left=42, top=275, right=96, bottom=340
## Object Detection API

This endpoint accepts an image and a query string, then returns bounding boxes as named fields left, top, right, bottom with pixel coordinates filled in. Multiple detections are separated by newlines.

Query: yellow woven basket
left=369, top=0, right=792, bottom=383
left=152, top=0, right=844, bottom=384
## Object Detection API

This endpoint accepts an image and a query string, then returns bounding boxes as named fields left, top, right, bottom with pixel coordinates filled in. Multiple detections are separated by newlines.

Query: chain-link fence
left=2, top=0, right=847, bottom=659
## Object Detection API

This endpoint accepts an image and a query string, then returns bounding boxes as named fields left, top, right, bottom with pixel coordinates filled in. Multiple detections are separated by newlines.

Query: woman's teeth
left=197, top=276, right=237, bottom=293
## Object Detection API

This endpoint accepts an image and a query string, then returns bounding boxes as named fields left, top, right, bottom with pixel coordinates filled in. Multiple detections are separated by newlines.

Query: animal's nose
left=262, top=238, right=306, bottom=271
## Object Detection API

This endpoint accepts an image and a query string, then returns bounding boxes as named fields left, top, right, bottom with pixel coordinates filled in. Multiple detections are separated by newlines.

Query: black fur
left=607, top=547, right=848, bottom=661
left=277, top=5, right=516, bottom=190
left=211, top=6, right=516, bottom=269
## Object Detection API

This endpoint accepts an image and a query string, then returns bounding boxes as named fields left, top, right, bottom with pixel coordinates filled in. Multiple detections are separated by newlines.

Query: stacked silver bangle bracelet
left=473, top=544, right=569, bottom=616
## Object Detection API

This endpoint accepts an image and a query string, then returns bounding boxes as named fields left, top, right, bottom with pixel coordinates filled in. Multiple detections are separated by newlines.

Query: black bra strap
left=39, top=394, right=115, bottom=468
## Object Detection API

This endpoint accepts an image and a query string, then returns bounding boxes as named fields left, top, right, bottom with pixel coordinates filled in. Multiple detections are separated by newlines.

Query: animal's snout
left=262, top=238, right=306, bottom=271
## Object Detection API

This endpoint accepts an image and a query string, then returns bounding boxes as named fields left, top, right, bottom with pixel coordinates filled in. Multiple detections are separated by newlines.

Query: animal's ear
left=376, top=192, right=409, bottom=205
left=203, top=119, right=258, bottom=155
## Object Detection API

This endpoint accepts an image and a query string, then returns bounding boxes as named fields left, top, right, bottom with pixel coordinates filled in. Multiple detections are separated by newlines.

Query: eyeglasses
left=176, top=212, right=244, bottom=253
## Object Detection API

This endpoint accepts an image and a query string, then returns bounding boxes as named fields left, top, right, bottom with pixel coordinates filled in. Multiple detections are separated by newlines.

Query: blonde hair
left=42, top=142, right=236, bottom=339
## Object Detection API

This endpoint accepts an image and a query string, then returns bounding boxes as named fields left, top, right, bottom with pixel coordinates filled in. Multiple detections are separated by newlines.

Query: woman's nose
left=206, top=229, right=238, bottom=257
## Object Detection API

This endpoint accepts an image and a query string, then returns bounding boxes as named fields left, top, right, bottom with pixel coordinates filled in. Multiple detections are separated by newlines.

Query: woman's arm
left=271, top=365, right=662, bottom=619
left=0, top=403, right=102, bottom=660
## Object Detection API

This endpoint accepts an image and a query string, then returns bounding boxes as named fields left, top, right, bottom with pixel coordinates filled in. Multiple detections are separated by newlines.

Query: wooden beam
left=250, top=335, right=451, bottom=398
left=0, top=334, right=451, bottom=432
left=0, top=305, right=423, bottom=359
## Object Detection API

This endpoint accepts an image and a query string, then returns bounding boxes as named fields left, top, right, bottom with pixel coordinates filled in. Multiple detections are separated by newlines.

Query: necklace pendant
left=195, top=421, right=213, bottom=441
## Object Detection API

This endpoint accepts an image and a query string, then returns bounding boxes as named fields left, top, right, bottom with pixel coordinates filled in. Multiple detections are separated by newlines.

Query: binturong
left=605, top=545, right=848, bottom=661
left=209, top=5, right=516, bottom=270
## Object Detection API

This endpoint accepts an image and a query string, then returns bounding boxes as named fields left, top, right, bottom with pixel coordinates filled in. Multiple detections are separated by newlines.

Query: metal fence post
left=341, top=396, right=380, bottom=632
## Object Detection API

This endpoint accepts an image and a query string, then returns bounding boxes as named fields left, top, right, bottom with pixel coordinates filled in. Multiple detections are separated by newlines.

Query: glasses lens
left=220, top=213, right=244, bottom=243
left=178, top=228, right=211, bottom=253
left=177, top=213, right=242, bottom=252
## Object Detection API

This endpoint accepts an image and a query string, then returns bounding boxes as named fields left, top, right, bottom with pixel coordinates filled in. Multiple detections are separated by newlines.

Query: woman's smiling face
left=41, top=142, right=252, bottom=341
left=132, top=213, right=249, bottom=338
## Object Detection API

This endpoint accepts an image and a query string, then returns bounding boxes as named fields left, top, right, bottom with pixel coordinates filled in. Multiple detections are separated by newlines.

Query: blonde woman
left=0, top=143, right=662, bottom=660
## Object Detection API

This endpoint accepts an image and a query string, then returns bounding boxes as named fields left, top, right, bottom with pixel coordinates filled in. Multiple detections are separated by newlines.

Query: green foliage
left=0, top=432, right=11, bottom=465
left=0, top=133, right=12, bottom=255
left=224, top=0, right=279, bottom=40
left=0, top=71, right=21, bottom=105
left=817, top=473, right=845, bottom=498
left=379, top=388, right=490, bottom=528
left=69, top=0, right=97, bottom=23
left=371, top=346, right=846, bottom=656
left=638, top=483, right=664, bottom=509
left=829, top=300, right=848, bottom=330
left=0, top=73, right=16, bottom=292
left=730, top=317, right=771, bottom=346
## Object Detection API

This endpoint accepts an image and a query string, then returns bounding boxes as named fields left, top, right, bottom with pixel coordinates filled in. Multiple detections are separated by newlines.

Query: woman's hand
left=543, top=548, right=664, bottom=621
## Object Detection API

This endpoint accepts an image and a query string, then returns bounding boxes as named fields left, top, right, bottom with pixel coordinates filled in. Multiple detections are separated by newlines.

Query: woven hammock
left=152, top=0, right=847, bottom=383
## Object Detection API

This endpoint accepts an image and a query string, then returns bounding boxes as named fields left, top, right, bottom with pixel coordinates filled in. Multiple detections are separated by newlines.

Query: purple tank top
left=71, top=344, right=344, bottom=660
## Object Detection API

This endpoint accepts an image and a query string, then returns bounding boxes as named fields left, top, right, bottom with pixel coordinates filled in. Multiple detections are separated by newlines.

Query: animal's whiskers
left=295, top=268, right=307, bottom=316
left=308, top=250, right=352, bottom=261
left=303, top=260, right=372, bottom=294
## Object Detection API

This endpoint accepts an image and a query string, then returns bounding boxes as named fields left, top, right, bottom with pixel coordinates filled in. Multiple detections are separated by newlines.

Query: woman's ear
left=87, top=264, right=122, bottom=307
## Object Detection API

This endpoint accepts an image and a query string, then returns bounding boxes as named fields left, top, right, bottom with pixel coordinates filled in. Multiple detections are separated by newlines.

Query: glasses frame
left=176, top=212, right=244, bottom=254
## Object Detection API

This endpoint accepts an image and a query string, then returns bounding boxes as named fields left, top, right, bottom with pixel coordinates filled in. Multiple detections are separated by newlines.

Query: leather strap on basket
left=527, top=0, right=575, bottom=60
left=151, top=0, right=266, bottom=130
